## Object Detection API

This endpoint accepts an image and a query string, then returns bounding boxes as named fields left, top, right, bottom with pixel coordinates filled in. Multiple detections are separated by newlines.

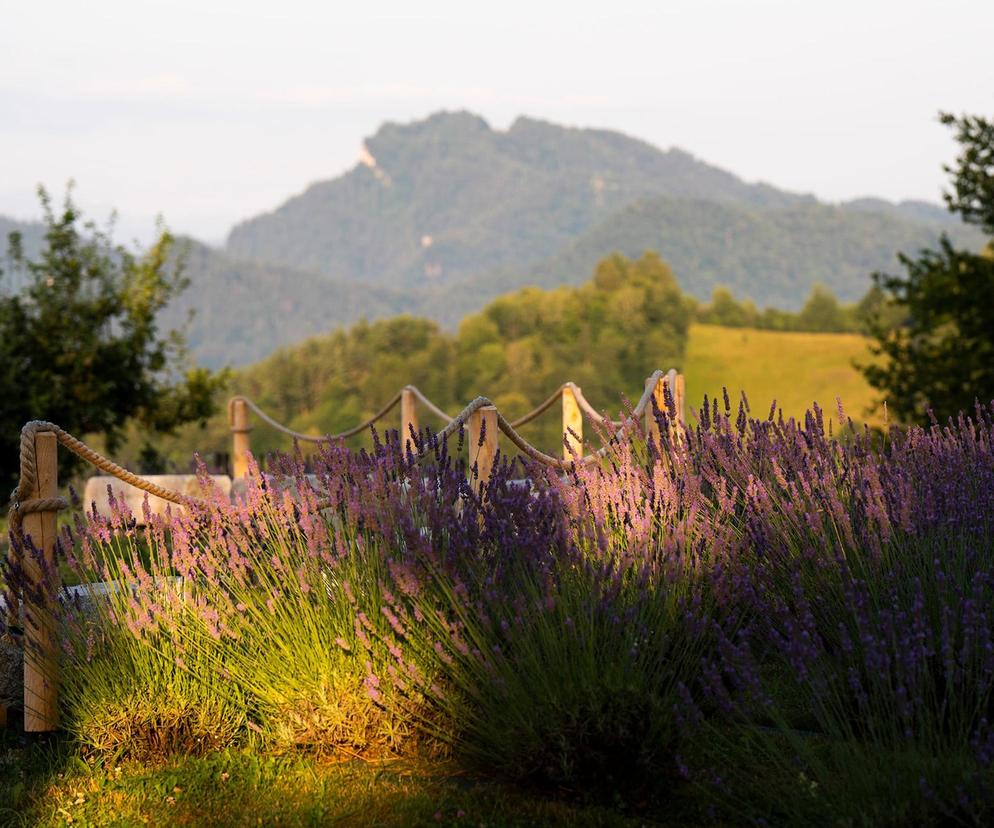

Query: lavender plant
left=691, top=402, right=994, bottom=825
left=56, top=491, right=245, bottom=758
left=316, top=419, right=734, bottom=800
left=27, top=388, right=994, bottom=824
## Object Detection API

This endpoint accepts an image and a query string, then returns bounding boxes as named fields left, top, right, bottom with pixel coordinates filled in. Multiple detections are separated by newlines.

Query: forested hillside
left=222, top=111, right=983, bottom=340
left=496, top=198, right=974, bottom=311
left=4, top=112, right=984, bottom=366
left=159, top=240, right=409, bottom=366
left=129, top=253, right=691, bottom=466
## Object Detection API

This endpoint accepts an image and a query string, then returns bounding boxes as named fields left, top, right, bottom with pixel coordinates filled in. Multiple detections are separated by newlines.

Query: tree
left=940, top=112, right=994, bottom=235
left=796, top=284, right=850, bottom=332
left=697, top=286, right=759, bottom=328
left=0, top=186, right=226, bottom=491
left=860, top=113, right=994, bottom=424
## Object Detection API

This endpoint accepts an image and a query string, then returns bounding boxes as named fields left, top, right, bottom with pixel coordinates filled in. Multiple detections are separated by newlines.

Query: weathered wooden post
left=675, top=372, right=686, bottom=427
left=644, top=374, right=668, bottom=448
left=231, top=398, right=252, bottom=479
left=562, top=385, right=583, bottom=460
left=400, top=387, right=418, bottom=455
left=467, top=404, right=498, bottom=501
left=22, top=431, right=60, bottom=732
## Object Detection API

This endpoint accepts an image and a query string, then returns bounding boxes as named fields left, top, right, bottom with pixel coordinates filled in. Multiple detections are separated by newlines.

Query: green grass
left=0, top=732, right=712, bottom=827
left=684, top=323, right=884, bottom=428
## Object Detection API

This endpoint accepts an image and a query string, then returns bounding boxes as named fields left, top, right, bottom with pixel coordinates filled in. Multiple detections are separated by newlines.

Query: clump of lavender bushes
left=19, top=394, right=994, bottom=822
left=683, top=398, right=994, bottom=824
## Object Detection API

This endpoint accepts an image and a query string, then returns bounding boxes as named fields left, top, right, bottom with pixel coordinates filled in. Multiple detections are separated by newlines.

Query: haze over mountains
left=2, top=111, right=983, bottom=367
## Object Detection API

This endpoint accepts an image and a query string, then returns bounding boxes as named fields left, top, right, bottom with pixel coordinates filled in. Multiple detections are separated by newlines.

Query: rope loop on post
left=7, top=421, right=201, bottom=542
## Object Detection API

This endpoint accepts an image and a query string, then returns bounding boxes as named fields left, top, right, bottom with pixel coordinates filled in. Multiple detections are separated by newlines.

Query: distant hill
left=0, top=215, right=46, bottom=291
left=0, top=220, right=408, bottom=365
left=161, top=240, right=408, bottom=366
left=4, top=111, right=987, bottom=366
left=224, top=110, right=983, bottom=333
left=226, top=111, right=814, bottom=290
left=479, top=197, right=979, bottom=313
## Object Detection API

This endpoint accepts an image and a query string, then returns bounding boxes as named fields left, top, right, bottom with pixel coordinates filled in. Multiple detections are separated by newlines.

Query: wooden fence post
left=675, top=372, right=686, bottom=427
left=401, top=387, right=418, bottom=455
left=562, top=386, right=583, bottom=460
left=644, top=374, right=668, bottom=448
left=467, top=405, right=498, bottom=501
left=231, top=399, right=252, bottom=479
left=22, top=431, right=60, bottom=732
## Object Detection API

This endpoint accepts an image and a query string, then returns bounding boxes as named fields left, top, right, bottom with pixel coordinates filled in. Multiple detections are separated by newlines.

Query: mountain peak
left=219, top=110, right=980, bottom=365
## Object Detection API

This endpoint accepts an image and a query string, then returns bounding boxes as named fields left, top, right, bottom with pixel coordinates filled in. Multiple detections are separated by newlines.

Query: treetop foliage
left=0, top=186, right=225, bottom=489
left=940, top=112, right=994, bottom=235
left=860, top=112, right=994, bottom=424
left=695, top=283, right=868, bottom=333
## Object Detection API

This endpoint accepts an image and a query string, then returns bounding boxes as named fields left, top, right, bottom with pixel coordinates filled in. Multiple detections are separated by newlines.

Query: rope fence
left=228, top=370, right=685, bottom=475
left=3, top=368, right=684, bottom=733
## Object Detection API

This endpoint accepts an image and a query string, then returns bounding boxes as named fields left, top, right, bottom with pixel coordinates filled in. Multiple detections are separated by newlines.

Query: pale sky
left=2, top=0, right=992, bottom=245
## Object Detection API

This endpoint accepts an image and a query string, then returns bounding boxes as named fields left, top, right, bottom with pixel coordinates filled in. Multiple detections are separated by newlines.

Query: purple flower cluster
left=26, top=395, right=994, bottom=816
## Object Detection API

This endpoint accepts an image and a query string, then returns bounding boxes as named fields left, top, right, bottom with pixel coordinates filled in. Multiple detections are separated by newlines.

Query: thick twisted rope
left=229, top=393, right=403, bottom=443
left=405, top=394, right=571, bottom=467
left=499, top=369, right=666, bottom=469
left=508, top=386, right=564, bottom=428
left=3, top=422, right=206, bottom=650
left=404, top=386, right=455, bottom=423
left=8, top=421, right=200, bottom=539
left=509, top=382, right=624, bottom=429
left=565, top=383, right=624, bottom=428
left=230, top=374, right=655, bottom=450
left=412, top=369, right=668, bottom=471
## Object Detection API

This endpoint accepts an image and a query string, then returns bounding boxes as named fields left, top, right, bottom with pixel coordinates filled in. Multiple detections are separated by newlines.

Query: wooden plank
left=562, top=386, right=583, bottom=459
left=231, top=399, right=252, bottom=479
left=467, top=405, right=498, bottom=501
left=675, top=372, right=686, bottom=426
left=22, top=431, right=59, bottom=732
left=400, top=388, right=418, bottom=455
left=644, top=375, right=668, bottom=449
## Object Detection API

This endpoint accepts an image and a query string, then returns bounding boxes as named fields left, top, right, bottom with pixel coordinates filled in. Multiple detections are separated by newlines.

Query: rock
left=229, top=474, right=326, bottom=504
left=82, top=475, right=231, bottom=524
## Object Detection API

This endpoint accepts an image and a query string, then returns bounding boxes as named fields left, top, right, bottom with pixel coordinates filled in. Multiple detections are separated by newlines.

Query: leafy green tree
left=0, top=186, right=226, bottom=490
left=695, top=283, right=862, bottom=333
left=697, top=286, right=759, bottom=328
left=796, top=284, right=851, bottom=332
left=860, top=113, right=994, bottom=423
left=940, top=112, right=994, bottom=234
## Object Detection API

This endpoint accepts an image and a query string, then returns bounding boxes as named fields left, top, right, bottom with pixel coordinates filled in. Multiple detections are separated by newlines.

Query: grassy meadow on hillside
left=685, top=323, right=884, bottom=429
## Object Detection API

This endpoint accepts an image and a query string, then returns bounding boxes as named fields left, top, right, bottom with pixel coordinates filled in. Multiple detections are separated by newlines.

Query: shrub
left=692, top=403, right=994, bottom=825
left=27, top=391, right=994, bottom=825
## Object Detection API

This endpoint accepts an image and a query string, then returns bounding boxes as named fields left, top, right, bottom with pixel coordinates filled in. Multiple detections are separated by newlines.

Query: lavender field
left=7, top=394, right=994, bottom=825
